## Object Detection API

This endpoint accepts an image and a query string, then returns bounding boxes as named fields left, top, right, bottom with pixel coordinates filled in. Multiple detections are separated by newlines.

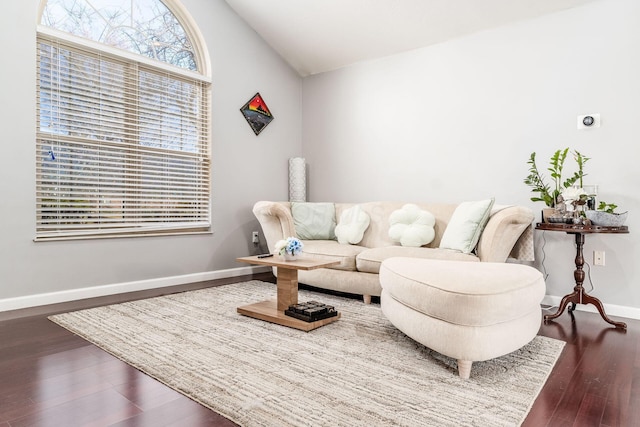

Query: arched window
left=36, top=0, right=211, bottom=240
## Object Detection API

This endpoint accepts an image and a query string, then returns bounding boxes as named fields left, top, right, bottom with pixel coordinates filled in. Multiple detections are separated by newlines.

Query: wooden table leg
left=544, top=290, right=580, bottom=322
left=544, top=232, right=627, bottom=329
left=276, top=267, right=298, bottom=311
left=544, top=288, right=626, bottom=329
left=581, top=291, right=627, bottom=329
left=545, top=232, right=587, bottom=323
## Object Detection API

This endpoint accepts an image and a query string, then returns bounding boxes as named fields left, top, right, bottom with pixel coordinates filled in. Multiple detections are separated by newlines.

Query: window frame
left=35, top=1, right=212, bottom=242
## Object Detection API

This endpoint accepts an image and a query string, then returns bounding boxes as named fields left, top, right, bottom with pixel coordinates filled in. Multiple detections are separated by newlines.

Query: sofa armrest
left=476, top=206, right=534, bottom=262
left=253, top=201, right=296, bottom=253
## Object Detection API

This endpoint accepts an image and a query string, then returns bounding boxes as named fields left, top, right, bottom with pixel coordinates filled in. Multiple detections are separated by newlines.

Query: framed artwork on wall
left=240, top=92, right=274, bottom=135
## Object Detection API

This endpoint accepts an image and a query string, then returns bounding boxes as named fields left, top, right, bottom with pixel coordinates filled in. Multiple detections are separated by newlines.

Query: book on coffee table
left=285, top=301, right=338, bottom=323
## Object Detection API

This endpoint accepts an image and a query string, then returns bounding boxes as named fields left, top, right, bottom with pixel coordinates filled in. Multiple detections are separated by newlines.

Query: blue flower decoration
left=285, top=237, right=303, bottom=255
left=275, top=237, right=303, bottom=255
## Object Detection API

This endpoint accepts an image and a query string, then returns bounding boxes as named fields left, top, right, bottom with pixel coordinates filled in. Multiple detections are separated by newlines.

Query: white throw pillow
left=440, top=198, right=495, bottom=254
left=335, top=205, right=370, bottom=245
left=388, top=204, right=436, bottom=247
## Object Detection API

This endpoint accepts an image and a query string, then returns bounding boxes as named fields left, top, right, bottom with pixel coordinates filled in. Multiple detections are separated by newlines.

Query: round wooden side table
left=535, top=223, right=629, bottom=329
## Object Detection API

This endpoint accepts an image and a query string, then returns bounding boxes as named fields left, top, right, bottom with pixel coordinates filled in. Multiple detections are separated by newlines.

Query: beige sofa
left=253, top=201, right=534, bottom=303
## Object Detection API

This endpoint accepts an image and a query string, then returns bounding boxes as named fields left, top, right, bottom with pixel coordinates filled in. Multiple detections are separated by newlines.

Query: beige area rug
left=49, top=280, right=564, bottom=427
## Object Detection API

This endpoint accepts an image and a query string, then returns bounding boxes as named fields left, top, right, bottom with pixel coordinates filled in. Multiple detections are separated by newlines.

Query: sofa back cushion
left=291, top=202, right=336, bottom=240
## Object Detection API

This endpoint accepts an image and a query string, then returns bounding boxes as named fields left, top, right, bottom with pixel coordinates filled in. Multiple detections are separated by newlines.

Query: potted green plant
left=573, top=150, right=590, bottom=188
left=524, top=148, right=590, bottom=221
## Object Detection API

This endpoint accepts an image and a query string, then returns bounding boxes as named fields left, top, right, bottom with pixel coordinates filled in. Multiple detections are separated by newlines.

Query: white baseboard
left=542, top=295, right=640, bottom=321
left=0, top=266, right=271, bottom=313
left=5, top=277, right=638, bottom=322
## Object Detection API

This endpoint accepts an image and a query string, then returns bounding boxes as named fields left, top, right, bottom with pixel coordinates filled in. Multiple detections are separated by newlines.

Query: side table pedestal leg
left=544, top=289, right=627, bottom=329
left=544, top=290, right=580, bottom=322
left=581, top=292, right=627, bottom=329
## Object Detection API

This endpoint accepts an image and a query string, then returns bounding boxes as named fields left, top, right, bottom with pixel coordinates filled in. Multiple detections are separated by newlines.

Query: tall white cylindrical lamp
left=288, top=157, right=306, bottom=202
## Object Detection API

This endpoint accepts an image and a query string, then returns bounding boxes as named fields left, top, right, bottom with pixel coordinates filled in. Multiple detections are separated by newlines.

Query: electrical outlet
left=252, top=231, right=260, bottom=244
left=594, top=251, right=605, bottom=266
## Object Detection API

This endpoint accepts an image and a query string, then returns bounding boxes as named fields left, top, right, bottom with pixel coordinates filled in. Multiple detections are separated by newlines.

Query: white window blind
left=36, top=34, right=211, bottom=240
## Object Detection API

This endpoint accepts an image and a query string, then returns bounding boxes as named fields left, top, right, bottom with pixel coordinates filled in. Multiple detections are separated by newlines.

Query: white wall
left=0, top=0, right=301, bottom=307
left=302, top=0, right=640, bottom=312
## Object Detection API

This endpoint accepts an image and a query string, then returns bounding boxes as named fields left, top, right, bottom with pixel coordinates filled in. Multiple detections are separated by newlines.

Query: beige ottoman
left=379, top=257, right=545, bottom=379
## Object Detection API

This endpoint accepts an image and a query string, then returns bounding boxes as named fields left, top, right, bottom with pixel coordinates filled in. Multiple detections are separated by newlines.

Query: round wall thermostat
left=583, top=116, right=595, bottom=126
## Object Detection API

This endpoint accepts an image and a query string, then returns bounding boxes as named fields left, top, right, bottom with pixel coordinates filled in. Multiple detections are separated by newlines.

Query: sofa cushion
left=335, top=205, right=370, bottom=245
left=388, top=204, right=436, bottom=247
left=356, top=246, right=478, bottom=274
left=380, top=257, right=545, bottom=326
left=439, top=198, right=494, bottom=254
left=291, top=202, right=336, bottom=240
left=301, top=240, right=367, bottom=271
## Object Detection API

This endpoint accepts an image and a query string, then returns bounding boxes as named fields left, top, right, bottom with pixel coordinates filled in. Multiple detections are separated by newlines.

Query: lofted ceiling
left=225, top=0, right=597, bottom=76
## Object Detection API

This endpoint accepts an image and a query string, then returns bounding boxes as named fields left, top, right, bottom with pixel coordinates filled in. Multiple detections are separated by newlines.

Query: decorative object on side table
left=585, top=202, right=628, bottom=227
left=559, top=186, right=589, bottom=224
left=582, top=184, right=599, bottom=210
left=274, top=236, right=303, bottom=261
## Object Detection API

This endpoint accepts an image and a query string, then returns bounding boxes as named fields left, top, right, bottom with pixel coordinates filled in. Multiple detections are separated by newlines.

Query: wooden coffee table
left=236, top=255, right=340, bottom=331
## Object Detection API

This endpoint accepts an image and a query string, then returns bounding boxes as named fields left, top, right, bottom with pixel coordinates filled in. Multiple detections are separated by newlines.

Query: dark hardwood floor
left=524, top=307, right=640, bottom=427
left=1, top=273, right=639, bottom=426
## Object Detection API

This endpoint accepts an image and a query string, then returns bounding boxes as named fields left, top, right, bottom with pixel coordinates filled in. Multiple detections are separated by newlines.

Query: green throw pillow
left=291, top=202, right=337, bottom=240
